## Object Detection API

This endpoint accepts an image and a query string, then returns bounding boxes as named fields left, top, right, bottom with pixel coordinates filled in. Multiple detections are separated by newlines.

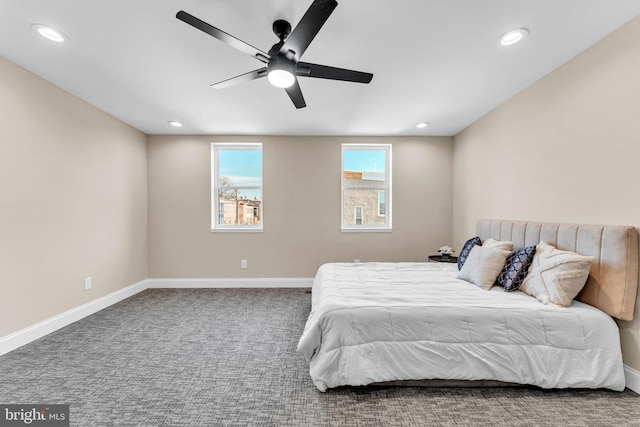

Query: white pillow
left=483, top=237, right=514, bottom=252
left=456, top=245, right=511, bottom=290
left=519, top=241, right=594, bottom=307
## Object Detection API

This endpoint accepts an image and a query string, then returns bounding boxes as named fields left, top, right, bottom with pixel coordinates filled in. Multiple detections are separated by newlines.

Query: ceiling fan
left=176, top=0, right=373, bottom=109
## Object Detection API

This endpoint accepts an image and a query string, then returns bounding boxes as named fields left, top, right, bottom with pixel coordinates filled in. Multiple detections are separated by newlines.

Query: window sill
left=211, top=227, right=263, bottom=233
left=341, top=227, right=392, bottom=233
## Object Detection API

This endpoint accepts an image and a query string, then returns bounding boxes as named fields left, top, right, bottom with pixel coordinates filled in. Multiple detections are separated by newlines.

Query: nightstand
left=428, top=255, right=458, bottom=263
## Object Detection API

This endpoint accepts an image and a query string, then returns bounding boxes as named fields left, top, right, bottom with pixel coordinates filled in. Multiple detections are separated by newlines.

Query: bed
left=297, top=219, right=639, bottom=392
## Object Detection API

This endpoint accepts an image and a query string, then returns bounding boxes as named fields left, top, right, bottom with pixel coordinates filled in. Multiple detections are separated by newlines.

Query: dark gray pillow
left=458, top=236, right=482, bottom=270
left=497, top=245, right=537, bottom=291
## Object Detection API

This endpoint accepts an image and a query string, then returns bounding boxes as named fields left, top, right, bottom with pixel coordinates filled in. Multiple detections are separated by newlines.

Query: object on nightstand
left=436, top=245, right=456, bottom=262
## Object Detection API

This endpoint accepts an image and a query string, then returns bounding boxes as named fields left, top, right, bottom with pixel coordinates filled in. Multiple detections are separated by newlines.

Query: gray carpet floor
left=1, top=288, right=639, bottom=426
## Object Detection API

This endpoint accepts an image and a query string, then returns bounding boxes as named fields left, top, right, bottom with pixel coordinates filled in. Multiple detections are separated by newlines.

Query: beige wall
left=0, top=57, right=148, bottom=337
left=148, top=135, right=453, bottom=278
left=452, top=17, right=640, bottom=369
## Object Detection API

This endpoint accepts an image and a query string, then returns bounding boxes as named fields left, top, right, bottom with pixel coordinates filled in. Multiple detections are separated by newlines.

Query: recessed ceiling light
left=499, top=28, right=528, bottom=46
left=416, top=122, right=429, bottom=129
left=32, top=24, right=66, bottom=42
left=168, top=121, right=183, bottom=128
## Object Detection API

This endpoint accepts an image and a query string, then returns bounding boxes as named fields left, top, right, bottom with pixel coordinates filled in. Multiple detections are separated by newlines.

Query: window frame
left=211, top=142, right=263, bottom=232
left=341, top=143, right=392, bottom=232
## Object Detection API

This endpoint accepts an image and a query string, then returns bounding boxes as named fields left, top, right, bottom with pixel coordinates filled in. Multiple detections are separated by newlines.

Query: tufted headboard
left=476, top=219, right=639, bottom=321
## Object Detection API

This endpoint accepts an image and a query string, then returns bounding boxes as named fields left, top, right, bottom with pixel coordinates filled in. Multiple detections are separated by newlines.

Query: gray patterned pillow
left=458, top=236, right=482, bottom=270
left=497, top=245, right=536, bottom=291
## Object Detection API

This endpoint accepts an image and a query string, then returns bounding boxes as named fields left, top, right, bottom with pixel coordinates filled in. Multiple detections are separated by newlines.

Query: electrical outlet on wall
left=84, top=277, right=92, bottom=291
left=241, top=259, right=248, bottom=269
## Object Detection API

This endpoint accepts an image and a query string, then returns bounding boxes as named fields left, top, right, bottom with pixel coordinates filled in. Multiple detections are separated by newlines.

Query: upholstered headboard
left=476, top=219, right=639, bottom=321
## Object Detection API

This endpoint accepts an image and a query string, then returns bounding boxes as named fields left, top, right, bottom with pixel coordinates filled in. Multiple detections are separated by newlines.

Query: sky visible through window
left=218, top=149, right=262, bottom=200
left=343, top=149, right=386, bottom=173
left=219, top=149, right=262, bottom=184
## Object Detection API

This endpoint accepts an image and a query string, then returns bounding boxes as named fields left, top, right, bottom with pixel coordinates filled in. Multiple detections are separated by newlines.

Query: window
left=211, top=143, right=262, bottom=231
left=354, top=206, right=363, bottom=225
left=341, top=144, right=391, bottom=231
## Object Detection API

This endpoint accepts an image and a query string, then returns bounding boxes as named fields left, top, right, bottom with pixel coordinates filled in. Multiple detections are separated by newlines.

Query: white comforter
left=297, top=262, right=625, bottom=392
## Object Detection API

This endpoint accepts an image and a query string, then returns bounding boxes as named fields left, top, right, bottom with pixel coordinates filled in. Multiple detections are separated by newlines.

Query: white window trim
left=211, top=143, right=263, bottom=232
left=341, top=143, right=392, bottom=232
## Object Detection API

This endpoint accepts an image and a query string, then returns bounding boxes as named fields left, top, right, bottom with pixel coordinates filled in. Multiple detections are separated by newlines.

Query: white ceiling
left=1, top=0, right=639, bottom=136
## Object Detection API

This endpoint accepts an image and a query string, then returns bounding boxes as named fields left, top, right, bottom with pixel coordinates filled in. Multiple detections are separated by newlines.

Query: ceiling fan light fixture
left=499, top=28, right=528, bottom=46
left=267, top=69, right=295, bottom=88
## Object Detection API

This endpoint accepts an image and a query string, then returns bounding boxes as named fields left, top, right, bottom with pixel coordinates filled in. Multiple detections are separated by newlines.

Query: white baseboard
left=0, top=279, right=148, bottom=356
left=624, top=364, right=640, bottom=394
left=147, top=277, right=314, bottom=288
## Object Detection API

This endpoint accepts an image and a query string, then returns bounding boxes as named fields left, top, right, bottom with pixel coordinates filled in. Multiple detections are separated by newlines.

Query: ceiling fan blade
left=280, top=0, right=337, bottom=59
left=211, top=68, right=268, bottom=89
left=297, top=62, right=373, bottom=83
left=284, top=78, right=307, bottom=109
left=177, top=11, right=270, bottom=63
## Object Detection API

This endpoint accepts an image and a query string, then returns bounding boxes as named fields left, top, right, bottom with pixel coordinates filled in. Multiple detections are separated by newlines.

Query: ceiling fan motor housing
left=272, top=19, right=292, bottom=41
